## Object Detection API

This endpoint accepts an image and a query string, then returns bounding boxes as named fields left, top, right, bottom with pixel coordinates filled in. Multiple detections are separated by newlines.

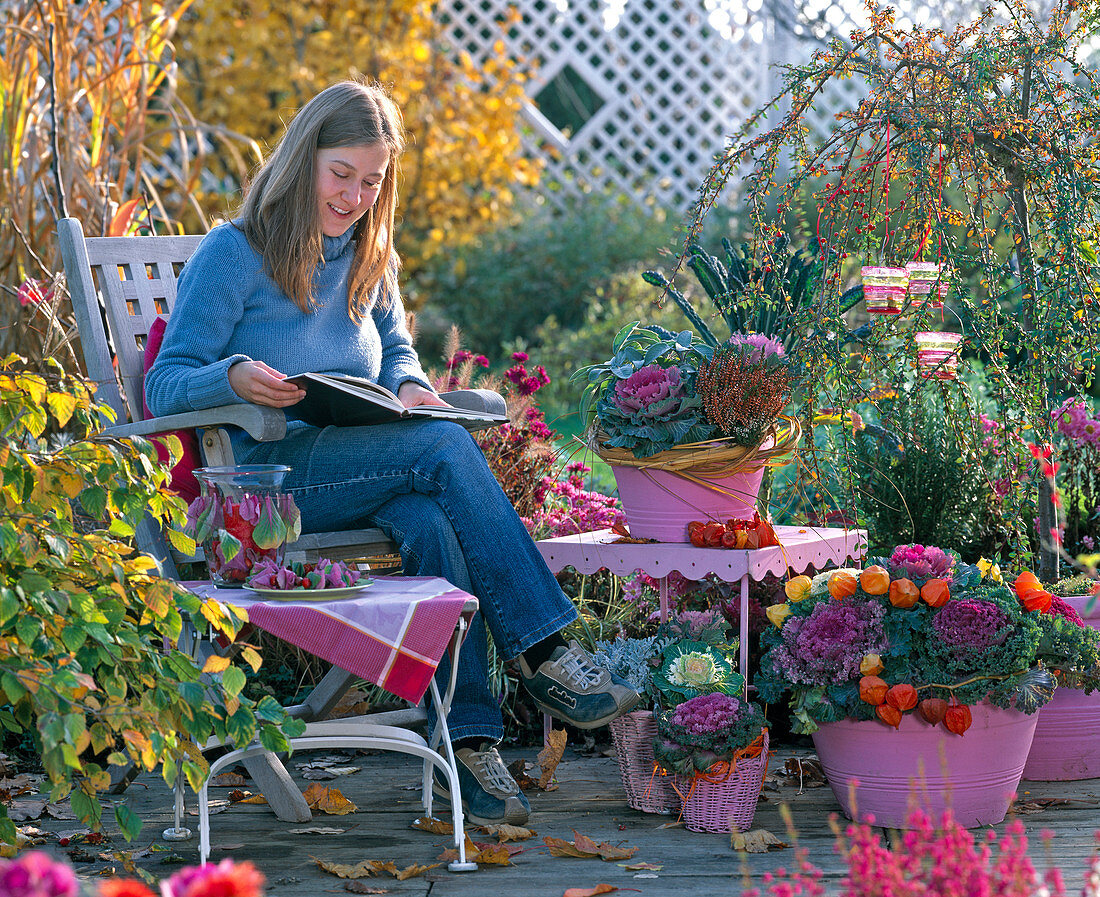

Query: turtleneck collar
left=322, top=226, right=356, bottom=262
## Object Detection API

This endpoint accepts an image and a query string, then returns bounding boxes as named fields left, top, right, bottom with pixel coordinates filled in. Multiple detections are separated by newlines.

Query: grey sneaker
left=519, top=641, right=642, bottom=729
left=433, top=743, right=530, bottom=826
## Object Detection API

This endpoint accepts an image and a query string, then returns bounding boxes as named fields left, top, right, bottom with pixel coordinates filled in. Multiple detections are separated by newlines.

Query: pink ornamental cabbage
left=887, top=543, right=956, bottom=584
left=611, top=364, right=685, bottom=418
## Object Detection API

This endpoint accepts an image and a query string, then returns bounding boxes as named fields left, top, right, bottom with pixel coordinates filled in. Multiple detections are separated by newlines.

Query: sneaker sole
left=431, top=780, right=530, bottom=827
left=531, top=689, right=643, bottom=730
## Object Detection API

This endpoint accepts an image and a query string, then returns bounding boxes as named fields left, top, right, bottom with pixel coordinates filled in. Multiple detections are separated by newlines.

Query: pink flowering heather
left=610, top=364, right=685, bottom=418
left=769, top=599, right=886, bottom=685
left=886, top=542, right=957, bottom=585
left=931, top=598, right=1011, bottom=651
left=746, top=806, right=1083, bottom=897
left=0, top=852, right=78, bottom=897
left=727, top=331, right=785, bottom=361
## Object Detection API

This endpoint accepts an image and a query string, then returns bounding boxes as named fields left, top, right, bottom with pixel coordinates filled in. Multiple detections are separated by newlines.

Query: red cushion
left=143, top=316, right=202, bottom=502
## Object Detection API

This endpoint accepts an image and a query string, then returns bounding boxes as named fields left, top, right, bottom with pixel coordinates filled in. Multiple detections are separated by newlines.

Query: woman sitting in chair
left=145, top=79, right=640, bottom=826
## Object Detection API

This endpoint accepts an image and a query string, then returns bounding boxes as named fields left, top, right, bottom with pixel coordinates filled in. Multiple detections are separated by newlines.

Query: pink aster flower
left=511, top=351, right=529, bottom=362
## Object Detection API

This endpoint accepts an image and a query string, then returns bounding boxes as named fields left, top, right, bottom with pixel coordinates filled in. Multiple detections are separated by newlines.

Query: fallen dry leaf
left=438, top=835, right=516, bottom=866
left=288, top=826, right=347, bottom=835
left=188, top=799, right=229, bottom=816
left=507, top=758, right=539, bottom=791
left=562, top=886, right=621, bottom=897
left=311, top=857, right=377, bottom=879
left=479, top=823, right=536, bottom=842
left=394, top=863, right=442, bottom=880
left=7, top=800, right=47, bottom=822
left=411, top=816, right=454, bottom=835
left=238, top=795, right=268, bottom=805
left=731, top=828, right=789, bottom=853
left=344, top=883, right=388, bottom=894
left=538, top=729, right=567, bottom=790
left=227, top=790, right=252, bottom=802
left=544, top=831, right=638, bottom=862
left=45, top=803, right=77, bottom=821
left=329, top=688, right=374, bottom=719
left=620, top=862, right=663, bottom=871
left=655, top=820, right=682, bottom=830
left=303, top=783, right=358, bottom=815
left=211, top=772, right=248, bottom=787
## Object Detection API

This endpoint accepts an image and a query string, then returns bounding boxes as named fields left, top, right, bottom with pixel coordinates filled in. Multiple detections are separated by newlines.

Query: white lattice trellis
left=437, top=0, right=1068, bottom=212
left=439, top=0, right=778, bottom=211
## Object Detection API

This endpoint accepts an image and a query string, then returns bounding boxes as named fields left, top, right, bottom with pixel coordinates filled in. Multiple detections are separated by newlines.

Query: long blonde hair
left=239, top=80, right=405, bottom=321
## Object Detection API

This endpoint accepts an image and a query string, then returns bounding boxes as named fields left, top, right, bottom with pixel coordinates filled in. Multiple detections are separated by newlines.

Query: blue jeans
left=240, top=419, right=578, bottom=743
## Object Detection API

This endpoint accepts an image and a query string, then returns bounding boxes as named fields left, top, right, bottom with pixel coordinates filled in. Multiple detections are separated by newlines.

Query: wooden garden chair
left=55, top=217, right=500, bottom=862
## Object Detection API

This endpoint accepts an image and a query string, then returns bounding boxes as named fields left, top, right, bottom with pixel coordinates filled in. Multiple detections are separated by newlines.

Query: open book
left=284, top=372, right=507, bottom=432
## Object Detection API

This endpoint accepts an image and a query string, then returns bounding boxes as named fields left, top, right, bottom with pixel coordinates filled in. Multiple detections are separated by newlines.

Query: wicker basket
left=674, top=730, right=769, bottom=833
left=609, top=710, right=680, bottom=814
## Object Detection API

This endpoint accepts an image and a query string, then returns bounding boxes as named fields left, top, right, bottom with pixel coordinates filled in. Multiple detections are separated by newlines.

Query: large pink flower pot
left=1024, top=594, right=1100, bottom=780
left=812, top=703, right=1038, bottom=828
left=610, top=464, right=765, bottom=542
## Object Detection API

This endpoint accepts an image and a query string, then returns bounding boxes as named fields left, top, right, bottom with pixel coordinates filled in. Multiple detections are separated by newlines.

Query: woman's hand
left=228, top=361, right=306, bottom=408
left=397, top=381, right=448, bottom=409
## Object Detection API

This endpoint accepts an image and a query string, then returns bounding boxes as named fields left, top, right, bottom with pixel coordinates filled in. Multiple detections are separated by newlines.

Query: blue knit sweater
left=145, top=221, right=432, bottom=454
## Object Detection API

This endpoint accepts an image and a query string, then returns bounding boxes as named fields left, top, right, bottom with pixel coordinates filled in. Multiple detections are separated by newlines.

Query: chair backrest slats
left=57, top=218, right=202, bottom=423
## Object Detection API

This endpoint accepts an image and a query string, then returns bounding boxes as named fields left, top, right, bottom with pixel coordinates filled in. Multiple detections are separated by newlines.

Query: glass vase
left=191, top=465, right=298, bottom=587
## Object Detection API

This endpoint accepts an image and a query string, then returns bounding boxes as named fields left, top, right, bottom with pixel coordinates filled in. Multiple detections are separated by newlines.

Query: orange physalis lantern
left=859, top=565, right=890, bottom=596
left=886, top=683, right=918, bottom=712
left=875, top=704, right=903, bottom=728
left=920, top=578, right=950, bottom=608
left=859, top=675, right=889, bottom=705
left=828, top=571, right=858, bottom=600
left=1013, top=570, right=1052, bottom=613
left=888, top=578, right=920, bottom=609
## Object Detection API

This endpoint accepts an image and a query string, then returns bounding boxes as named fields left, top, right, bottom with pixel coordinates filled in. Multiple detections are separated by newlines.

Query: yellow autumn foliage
left=176, top=0, right=541, bottom=275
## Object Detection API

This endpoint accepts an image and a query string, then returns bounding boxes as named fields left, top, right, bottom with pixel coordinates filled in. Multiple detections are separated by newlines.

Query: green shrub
left=850, top=380, right=998, bottom=557
left=0, top=356, right=303, bottom=843
left=412, top=198, right=674, bottom=364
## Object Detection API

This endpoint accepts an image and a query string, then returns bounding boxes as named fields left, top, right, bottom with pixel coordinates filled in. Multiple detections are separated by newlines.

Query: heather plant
left=695, top=333, right=794, bottom=447
left=0, top=356, right=303, bottom=843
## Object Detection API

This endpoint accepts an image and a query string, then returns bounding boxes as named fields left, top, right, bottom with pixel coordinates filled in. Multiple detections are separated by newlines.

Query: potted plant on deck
left=572, top=324, right=800, bottom=541
left=1019, top=572, right=1100, bottom=780
left=592, top=612, right=742, bottom=815
left=755, top=544, right=1097, bottom=828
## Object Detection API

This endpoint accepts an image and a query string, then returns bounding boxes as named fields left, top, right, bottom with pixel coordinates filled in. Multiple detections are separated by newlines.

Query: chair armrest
left=101, top=404, right=288, bottom=443
left=439, top=388, right=507, bottom=417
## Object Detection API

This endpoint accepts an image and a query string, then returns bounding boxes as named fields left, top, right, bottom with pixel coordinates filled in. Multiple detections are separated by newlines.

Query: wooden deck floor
left=29, top=740, right=1100, bottom=896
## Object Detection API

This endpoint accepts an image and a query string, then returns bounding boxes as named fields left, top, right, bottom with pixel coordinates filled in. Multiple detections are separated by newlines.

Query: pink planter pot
left=610, top=464, right=764, bottom=543
left=1024, top=595, right=1100, bottom=780
left=812, top=704, right=1038, bottom=829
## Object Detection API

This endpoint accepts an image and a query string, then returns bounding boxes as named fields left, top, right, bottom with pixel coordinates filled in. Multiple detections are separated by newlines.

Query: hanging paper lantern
left=861, top=266, right=909, bottom=314
left=906, top=261, right=950, bottom=310
left=915, top=331, right=963, bottom=380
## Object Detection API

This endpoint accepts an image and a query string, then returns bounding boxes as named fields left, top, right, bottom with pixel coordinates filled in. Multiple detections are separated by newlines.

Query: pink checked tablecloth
left=188, top=576, right=475, bottom=703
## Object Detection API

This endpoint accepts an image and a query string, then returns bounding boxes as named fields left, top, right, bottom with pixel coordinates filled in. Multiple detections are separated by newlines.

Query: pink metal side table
left=536, top=525, right=867, bottom=689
